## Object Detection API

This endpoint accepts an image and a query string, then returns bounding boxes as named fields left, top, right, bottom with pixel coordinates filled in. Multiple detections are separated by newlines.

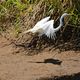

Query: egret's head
left=63, top=13, right=70, bottom=16
left=60, top=13, right=70, bottom=26
left=61, top=13, right=70, bottom=19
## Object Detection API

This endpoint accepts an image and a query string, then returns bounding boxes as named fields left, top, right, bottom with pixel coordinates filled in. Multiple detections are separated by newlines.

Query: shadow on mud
left=38, top=72, right=80, bottom=80
left=28, top=58, right=62, bottom=65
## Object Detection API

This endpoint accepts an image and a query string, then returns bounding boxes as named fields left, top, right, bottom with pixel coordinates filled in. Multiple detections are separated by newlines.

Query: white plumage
left=23, top=16, right=50, bottom=33
left=42, top=20, right=56, bottom=39
left=23, top=13, right=70, bottom=40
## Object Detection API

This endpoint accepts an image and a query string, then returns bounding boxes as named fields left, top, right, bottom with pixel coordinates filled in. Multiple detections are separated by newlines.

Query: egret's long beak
left=68, top=13, right=74, bottom=16
left=67, top=14, right=71, bottom=16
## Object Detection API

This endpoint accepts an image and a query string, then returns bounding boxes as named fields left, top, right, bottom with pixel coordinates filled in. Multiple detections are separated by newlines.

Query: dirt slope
left=0, top=35, right=80, bottom=80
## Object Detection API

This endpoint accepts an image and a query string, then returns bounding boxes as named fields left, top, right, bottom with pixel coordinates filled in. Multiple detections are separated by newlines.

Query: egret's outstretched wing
left=42, top=20, right=56, bottom=39
left=38, top=20, right=56, bottom=39
left=23, top=16, right=50, bottom=34
left=38, top=20, right=52, bottom=36
left=48, top=20, right=56, bottom=39
left=35, top=16, right=50, bottom=27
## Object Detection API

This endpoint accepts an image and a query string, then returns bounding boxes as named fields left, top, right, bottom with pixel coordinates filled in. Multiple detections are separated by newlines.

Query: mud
left=0, top=35, right=80, bottom=80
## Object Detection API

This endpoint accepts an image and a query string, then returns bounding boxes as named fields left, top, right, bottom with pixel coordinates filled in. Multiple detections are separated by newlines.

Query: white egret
left=23, top=13, right=70, bottom=39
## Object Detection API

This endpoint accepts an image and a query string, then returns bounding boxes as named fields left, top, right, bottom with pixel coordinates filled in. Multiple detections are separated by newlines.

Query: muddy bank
left=0, top=36, right=80, bottom=80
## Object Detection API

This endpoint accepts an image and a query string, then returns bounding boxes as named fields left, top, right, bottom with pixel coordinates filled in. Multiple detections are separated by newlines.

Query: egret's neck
left=60, top=17, right=64, bottom=26
left=54, top=17, right=64, bottom=32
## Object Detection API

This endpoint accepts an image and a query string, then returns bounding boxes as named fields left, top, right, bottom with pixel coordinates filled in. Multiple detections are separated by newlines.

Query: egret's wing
left=35, top=16, right=50, bottom=27
left=23, top=16, right=50, bottom=34
left=48, top=20, right=56, bottom=39
left=42, top=20, right=56, bottom=39
left=44, top=21, right=52, bottom=38
left=38, top=20, right=52, bottom=36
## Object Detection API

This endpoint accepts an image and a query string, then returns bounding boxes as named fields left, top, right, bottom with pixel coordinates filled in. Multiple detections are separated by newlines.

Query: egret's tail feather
left=23, top=29, right=31, bottom=34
